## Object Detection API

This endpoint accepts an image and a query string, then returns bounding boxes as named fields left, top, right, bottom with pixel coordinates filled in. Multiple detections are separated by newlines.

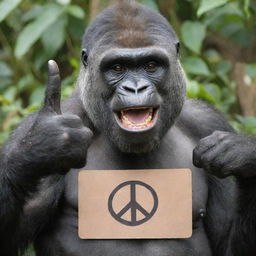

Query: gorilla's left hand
left=193, top=131, right=256, bottom=178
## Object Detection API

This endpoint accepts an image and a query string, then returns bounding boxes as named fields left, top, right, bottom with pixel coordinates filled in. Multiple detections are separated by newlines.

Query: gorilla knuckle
left=38, top=115, right=54, bottom=126
left=220, top=140, right=232, bottom=150
left=80, top=127, right=93, bottom=141
left=63, top=114, right=81, bottom=122
left=61, top=131, right=70, bottom=142
left=60, top=114, right=83, bottom=128
left=212, top=130, right=228, bottom=140
left=200, top=155, right=207, bottom=164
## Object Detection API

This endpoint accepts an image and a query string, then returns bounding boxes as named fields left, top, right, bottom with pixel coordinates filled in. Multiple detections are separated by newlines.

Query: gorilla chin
left=111, top=132, right=162, bottom=154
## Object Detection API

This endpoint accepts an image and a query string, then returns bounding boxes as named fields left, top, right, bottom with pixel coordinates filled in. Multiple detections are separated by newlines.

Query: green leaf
left=230, top=29, right=252, bottom=47
left=216, top=61, right=232, bottom=75
left=243, top=0, right=251, bottom=18
left=0, top=62, right=13, bottom=77
left=4, top=87, right=16, bottom=101
left=182, top=57, right=210, bottom=76
left=17, top=75, right=34, bottom=92
left=29, top=87, right=45, bottom=105
left=15, top=4, right=64, bottom=58
left=186, top=80, right=200, bottom=98
left=41, top=14, right=67, bottom=56
left=197, top=0, right=228, bottom=16
left=57, top=0, right=70, bottom=5
left=245, top=64, right=256, bottom=78
left=0, top=77, right=12, bottom=89
left=66, top=5, right=85, bottom=19
left=198, top=87, right=216, bottom=103
left=67, top=16, right=84, bottom=40
left=235, top=115, right=256, bottom=135
left=0, top=0, right=22, bottom=23
left=204, top=83, right=221, bottom=101
left=22, top=5, right=43, bottom=22
left=33, top=50, right=51, bottom=71
left=204, top=3, right=244, bottom=28
left=181, top=21, right=206, bottom=54
left=205, top=49, right=222, bottom=63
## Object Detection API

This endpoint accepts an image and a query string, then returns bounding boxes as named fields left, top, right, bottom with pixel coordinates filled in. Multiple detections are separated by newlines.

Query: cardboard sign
left=78, top=169, right=192, bottom=239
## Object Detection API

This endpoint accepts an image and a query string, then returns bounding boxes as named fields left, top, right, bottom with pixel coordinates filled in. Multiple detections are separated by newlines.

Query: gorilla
left=1, top=1, right=256, bottom=256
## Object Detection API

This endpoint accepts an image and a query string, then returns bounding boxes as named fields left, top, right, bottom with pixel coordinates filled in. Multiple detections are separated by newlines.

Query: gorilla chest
left=56, top=130, right=211, bottom=256
left=65, top=129, right=208, bottom=217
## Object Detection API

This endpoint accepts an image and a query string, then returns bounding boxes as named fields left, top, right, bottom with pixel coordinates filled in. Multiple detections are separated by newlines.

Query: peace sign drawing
left=108, top=180, right=158, bottom=226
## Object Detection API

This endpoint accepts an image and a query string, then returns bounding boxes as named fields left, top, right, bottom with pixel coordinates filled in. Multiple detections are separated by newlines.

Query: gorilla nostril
left=137, top=85, right=148, bottom=93
left=122, top=85, right=149, bottom=95
left=123, top=86, right=136, bottom=94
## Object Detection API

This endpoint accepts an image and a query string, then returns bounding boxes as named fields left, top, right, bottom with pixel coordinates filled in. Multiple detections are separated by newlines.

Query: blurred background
left=0, top=0, right=256, bottom=148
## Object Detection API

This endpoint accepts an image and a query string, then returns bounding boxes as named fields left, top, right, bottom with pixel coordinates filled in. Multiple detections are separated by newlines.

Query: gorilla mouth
left=115, top=107, right=159, bottom=132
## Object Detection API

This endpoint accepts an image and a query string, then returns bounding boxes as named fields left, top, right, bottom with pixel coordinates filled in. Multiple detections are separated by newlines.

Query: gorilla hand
left=193, top=131, right=256, bottom=178
left=19, top=60, right=93, bottom=175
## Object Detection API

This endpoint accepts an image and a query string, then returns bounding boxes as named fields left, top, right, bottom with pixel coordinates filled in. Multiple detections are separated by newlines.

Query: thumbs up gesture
left=20, top=60, right=93, bottom=174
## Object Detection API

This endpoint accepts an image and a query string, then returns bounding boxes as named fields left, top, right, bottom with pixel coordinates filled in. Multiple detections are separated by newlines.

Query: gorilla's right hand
left=14, top=60, right=93, bottom=175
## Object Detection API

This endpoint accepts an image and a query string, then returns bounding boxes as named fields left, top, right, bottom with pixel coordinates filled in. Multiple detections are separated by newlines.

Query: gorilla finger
left=43, top=60, right=62, bottom=114
left=202, top=140, right=231, bottom=163
left=193, top=147, right=203, bottom=168
left=196, top=149, right=223, bottom=176
left=193, top=132, right=232, bottom=167
left=211, top=130, right=230, bottom=141
left=217, top=151, right=240, bottom=175
left=207, top=150, right=237, bottom=178
left=194, top=135, right=219, bottom=156
left=80, top=127, right=94, bottom=144
left=61, top=127, right=93, bottom=148
left=55, top=114, right=84, bottom=128
left=193, top=140, right=216, bottom=168
left=62, top=156, right=87, bottom=170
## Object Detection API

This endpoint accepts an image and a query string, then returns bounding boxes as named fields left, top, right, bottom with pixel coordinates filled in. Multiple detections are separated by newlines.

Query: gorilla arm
left=0, top=61, right=92, bottom=255
left=178, top=99, right=237, bottom=256
left=192, top=101, right=256, bottom=255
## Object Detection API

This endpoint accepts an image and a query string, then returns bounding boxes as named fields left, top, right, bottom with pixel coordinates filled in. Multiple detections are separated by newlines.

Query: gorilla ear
left=175, top=42, right=180, bottom=57
left=81, top=48, right=88, bottom=67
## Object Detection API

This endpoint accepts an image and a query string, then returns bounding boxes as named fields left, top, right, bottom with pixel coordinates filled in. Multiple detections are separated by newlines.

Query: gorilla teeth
left=120, top=108, right=153, bottom=129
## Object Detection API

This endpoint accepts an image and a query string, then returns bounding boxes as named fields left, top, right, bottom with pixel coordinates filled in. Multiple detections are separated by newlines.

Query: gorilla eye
left=112, top=64, right=126, bottom=73
left=144, top=62, right=158, bottom=72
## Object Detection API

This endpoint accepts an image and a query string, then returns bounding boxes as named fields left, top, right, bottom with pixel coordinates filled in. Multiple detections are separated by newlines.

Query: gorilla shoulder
left=177, top=99, right=234, bottom=139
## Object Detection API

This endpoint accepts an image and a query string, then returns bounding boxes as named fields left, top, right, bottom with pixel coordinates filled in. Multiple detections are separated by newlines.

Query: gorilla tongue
left=122, top=108, right=153, bottom=125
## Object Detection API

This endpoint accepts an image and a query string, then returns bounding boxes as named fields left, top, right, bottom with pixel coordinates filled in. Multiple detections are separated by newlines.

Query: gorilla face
left=102, top=48, right=167, bottom=131
left=80, top=46, right=186, bottom=153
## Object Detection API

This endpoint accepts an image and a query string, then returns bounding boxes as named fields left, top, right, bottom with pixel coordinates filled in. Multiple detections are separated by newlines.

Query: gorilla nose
left=121, top=81, right=150, bottom=95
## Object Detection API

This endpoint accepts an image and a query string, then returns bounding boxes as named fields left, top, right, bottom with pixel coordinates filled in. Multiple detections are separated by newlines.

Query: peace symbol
left=108, top=180, right=158, bottom=226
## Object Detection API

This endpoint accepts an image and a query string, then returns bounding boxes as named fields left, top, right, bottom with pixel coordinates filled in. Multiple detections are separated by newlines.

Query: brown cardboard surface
left=78, top=169, right=192, bottom=239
